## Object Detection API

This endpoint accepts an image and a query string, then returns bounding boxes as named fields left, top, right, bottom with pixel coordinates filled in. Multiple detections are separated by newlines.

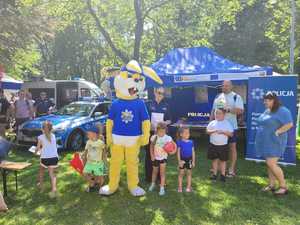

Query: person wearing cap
left=34, top=92, right=55, bottom=117
left=0, top=89, right=11, bottom=137
left=82, top=126, right=107, bottom=192
left=210, top=80, right=244, bottom=177
left=255, top=92, right=293, bottom=196
left=145, top=87, right=171, bottom=182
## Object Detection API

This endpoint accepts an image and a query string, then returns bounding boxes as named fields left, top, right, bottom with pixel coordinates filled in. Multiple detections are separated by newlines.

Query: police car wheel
left=68, top=130, right=84, bottom=151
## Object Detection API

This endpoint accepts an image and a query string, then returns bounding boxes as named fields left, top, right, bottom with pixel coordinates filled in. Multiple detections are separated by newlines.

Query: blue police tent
left=0, top=74, right=23, bottom=90
left=147, top=47, right=272, bottom=123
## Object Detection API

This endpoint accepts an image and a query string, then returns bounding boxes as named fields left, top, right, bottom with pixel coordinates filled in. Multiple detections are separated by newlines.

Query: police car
left=17, top=101, right=110, bottom=151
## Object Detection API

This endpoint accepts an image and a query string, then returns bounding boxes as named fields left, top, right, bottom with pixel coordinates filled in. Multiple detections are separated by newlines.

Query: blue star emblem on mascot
left=99, top=60, right=162, bottom=196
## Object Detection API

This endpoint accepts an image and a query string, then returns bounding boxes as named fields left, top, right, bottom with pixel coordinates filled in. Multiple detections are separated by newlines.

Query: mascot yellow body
left=99, top=60, right=162, bottom=196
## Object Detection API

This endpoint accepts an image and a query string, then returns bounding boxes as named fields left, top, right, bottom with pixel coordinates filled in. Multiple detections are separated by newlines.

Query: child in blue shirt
left=176, top=127, right=195, bottom=193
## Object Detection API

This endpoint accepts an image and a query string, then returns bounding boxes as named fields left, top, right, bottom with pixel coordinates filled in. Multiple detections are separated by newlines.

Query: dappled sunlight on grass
left=0, top=142, right=299, bottom=224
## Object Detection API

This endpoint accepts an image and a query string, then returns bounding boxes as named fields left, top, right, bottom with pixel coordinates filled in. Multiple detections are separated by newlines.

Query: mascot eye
left=134, top=78, right=143, bottom=83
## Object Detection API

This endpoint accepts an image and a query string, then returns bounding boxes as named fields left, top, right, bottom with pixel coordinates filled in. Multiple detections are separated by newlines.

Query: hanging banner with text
left=246, top=76, right=297, bottom=165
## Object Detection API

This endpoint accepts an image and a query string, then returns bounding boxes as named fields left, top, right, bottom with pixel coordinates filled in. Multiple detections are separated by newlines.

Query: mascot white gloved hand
left=99, top=60, right=162, bottom=196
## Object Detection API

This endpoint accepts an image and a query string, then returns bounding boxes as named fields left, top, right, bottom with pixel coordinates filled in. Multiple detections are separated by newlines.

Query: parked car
left=17, top=101, right=110, bottom=151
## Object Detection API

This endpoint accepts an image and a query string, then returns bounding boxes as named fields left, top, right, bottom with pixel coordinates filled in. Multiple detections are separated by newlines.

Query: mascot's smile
left=128, top=87, right=138, bottom=96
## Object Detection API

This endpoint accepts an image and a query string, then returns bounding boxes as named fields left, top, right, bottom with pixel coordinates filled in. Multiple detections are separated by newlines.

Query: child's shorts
left=179, top=158, right=193, bottom=170
left=207, top=143, right=229, bottom=161
left=40, top=157, right=58, bottom=168
left=83, top=161, right=106, bottom=176
left=152, top=159, right=167, bottom=167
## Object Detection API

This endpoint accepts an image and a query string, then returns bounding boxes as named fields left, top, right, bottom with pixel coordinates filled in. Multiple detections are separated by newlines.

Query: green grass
left=1, top=140, right=300, bottom=225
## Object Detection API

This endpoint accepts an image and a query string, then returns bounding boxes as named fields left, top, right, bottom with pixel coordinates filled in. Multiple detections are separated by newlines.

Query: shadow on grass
left=0, top=139, right=300, bottom=225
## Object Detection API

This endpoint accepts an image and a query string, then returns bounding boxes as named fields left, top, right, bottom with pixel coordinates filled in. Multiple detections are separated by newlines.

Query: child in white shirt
left=36, top=121, right=59, bottom=198
left=148, top=122, right=176, bottom=196
left=207, top=109, right=233, bottom=182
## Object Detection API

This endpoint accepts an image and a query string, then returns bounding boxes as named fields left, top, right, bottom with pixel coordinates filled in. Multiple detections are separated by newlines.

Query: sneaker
left=210, top=174, right=217, bottom=181
left=86, top=186, right=96, bottom=193
left=227, top=171, right=236, bottom=178
left=220, top=175, right=226, bottom=182
left=159, top=188, right=165, bottom=196
left=186, top=188, right=192, bottom=193
left=148, top=183, right=156, bottom=192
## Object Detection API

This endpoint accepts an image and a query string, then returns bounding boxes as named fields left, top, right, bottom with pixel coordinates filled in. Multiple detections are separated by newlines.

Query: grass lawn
left=1, top=140, right=300, bottom=225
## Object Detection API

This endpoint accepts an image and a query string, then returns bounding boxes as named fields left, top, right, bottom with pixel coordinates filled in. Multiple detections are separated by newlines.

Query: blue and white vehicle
left=17, top=101, right=110, bottom=151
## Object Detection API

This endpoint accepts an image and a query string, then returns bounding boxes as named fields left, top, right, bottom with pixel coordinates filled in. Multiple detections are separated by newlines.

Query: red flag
left=70, top=153, right=84, bottom=175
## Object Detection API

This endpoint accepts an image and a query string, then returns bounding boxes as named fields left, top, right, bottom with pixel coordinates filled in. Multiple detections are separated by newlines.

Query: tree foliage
left=0, top=0, right=299, bottom=81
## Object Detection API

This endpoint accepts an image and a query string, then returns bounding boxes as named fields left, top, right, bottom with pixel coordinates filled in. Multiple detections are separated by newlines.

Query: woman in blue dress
left=255, top=92, right=293, bottom=195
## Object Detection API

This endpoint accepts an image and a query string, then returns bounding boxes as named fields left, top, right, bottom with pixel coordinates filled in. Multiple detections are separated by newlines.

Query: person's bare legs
left=159, top=163, right=166, bottom=188
left=48, top=167, right=57, bottom=194
left=84, top=174, right=95, bottom=188
left=211, top=159, right=218, bottom=175
left=0, top=192, right=8, bottom=212
left=266, top=158, right=287, bottom=193
left=37, top=165, right=45, bottom=190
left=151, top=167, right=159, bottom=184
left=95, top=176, right=104, bottom=187
left=267, top=167, right=276, bottom=187
left=219, top=161, right=226, bottom=176
left=178, top=169, right=185, bottom=192
left=229, top=142, right=237, bottom=175
left=186, top=169, right=192, bottom=191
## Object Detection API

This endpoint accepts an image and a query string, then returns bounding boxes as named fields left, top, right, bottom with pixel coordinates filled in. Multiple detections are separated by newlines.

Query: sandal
left=274, top=187, right=288, bottom=196
left=226, top=171, right=236, bottom=178
left=177, top=188, right=183, bottom=193
left=261, top=185, right=276, bottom=192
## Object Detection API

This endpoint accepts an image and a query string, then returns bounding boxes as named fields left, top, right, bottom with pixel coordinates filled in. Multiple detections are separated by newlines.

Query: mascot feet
left=130, top=187, right=146, bottom=197
left=99, top=185, right=115, bottom=196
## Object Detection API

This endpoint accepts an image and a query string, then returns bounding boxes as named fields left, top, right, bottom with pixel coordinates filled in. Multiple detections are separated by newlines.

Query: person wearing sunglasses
left=145, top=87, right=171, bottom=183
left=255, top=92, right=293, bottom=196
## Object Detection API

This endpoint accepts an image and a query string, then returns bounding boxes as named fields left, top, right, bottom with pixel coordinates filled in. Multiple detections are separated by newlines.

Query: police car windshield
left=56, top=103, right=94, bottom=116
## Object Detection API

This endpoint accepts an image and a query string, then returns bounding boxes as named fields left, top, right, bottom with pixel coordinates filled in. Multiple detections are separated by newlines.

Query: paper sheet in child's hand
left=28, top=146, right=40, bottom=156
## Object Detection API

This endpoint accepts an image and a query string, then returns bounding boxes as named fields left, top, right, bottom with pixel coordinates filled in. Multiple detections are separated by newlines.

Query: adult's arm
left=210, top=97, right=218, bottom=121
left=228, top=95, right=244, bottom=115
left=275, top=107, right=294, bottom=136
left=275, top=123, right=293, bottom=136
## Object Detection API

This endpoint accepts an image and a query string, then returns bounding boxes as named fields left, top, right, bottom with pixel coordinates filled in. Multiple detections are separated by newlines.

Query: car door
left=83, top=103, right=110, bottom=134
left=91, top=103, right=110, bottom=124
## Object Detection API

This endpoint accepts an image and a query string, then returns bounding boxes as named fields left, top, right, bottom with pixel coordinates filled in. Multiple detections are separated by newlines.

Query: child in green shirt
left=82, top=126, right=106, bottom=192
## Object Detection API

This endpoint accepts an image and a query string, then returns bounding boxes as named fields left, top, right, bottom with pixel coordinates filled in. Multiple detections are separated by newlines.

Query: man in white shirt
left=210, top=80, right=244, bottom=177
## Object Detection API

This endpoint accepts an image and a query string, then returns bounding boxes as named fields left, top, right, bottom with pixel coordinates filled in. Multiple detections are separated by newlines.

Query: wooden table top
left=0, top=161, right=32, bottom=171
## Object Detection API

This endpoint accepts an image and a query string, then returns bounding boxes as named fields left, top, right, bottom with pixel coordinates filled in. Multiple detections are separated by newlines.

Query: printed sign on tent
left=246, top=76, right=297, bottom=165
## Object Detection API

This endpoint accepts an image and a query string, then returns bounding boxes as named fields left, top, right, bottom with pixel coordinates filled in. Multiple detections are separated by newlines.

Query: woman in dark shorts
left=36, top=121, right=59, bottom=198
left=207, top=109, right=233, bottom=182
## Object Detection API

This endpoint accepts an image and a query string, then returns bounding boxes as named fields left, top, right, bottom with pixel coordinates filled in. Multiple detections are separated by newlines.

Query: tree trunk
left=85, top=0, right=129, bottom=63
left=133, top=0, right=144, bottom=61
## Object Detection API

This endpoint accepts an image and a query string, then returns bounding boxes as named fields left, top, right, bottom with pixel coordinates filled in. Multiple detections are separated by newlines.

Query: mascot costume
left=100, top=60, right=162, bottom=196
